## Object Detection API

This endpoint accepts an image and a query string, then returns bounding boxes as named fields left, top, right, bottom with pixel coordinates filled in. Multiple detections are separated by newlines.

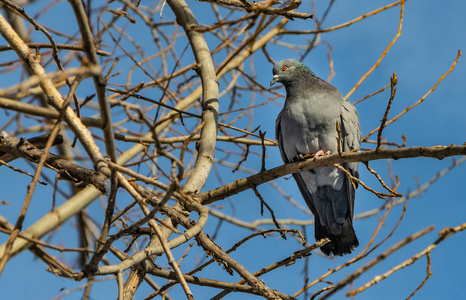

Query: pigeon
left=271, top=59, right=361, bottom=256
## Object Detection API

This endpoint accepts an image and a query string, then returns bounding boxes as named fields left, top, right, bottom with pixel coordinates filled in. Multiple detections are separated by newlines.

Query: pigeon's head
left=270, top=59, right=314, bottom=87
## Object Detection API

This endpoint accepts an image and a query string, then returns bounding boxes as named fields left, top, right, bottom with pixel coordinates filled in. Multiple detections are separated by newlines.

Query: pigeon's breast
left=279, top=104, right=338, bottom=157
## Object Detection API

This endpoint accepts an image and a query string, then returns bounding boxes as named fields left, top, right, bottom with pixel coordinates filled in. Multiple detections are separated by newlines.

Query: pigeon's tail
left=291, top=173, right=359, bottom=256
left=315, top=216, right=358, bottom=256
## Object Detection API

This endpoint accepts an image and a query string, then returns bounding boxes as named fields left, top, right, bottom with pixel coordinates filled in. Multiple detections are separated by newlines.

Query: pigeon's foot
left=313, top=150, right=331, bottom=159
left=295, top=151, right=331, bottom=161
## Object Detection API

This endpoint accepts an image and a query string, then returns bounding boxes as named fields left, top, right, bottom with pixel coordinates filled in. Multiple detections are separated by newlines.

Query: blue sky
left=1, top=1, right=465, bottom=299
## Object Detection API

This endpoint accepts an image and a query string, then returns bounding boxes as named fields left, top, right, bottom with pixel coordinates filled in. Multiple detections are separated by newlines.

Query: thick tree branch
left=200, top=0, right=313, bottom=20
left=200, top=145, right=466, bottom=204
left=167, top=0, right=219, bottom=194
left=0, top=43, right=111, bottom=56
left=0, top=132, right=107, bottom=193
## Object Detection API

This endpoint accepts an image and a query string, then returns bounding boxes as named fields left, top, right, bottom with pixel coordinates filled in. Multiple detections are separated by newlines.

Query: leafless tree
left=0, top=0, right=464, bottom=299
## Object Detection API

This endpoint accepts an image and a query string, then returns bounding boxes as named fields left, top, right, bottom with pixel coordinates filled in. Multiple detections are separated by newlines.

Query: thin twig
left=405, top=252, right=432, bottom=300
left=348, top=223, right=466, bottom=296
left=333, top=164, right=399, bottom=198
left=363, top=49, right=462, bottom=141
left=345, top=0, right=405, bottom=100
left=281, top=0, right=402, bottom=35
left=363, top=161, right=402, bottom=197
left=152, top=220, right=194, bottom=299
left=336, top=121, right=342, bottom=156
left=259, top=130, right=267, bottom=172
left=353, top=83, right=390, bottom=105
left=377, top=73, right=397, bottom=150
left=213, top=239, right=330, bottom=299
left=252, top=186, right=282, bottom=231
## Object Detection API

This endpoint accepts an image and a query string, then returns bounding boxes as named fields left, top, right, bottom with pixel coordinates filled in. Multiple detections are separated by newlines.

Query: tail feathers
left=315, top=217, right=358, bottom=256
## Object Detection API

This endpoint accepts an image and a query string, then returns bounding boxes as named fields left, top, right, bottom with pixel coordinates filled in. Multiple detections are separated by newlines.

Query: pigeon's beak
left=270, top=75, right=279, bottom=86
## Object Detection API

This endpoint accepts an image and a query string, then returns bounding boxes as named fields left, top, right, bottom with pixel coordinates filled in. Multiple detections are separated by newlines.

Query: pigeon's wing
left=340, top=100, right=361, bottom=157
left=276, top=111, right=322, bottom=231
left=275, top=112, right=293, bottom=164
left=339, top=99, right=361, bottom=216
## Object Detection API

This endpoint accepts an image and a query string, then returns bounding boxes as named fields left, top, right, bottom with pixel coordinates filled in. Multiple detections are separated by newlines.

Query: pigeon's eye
left=282, top=66, right=287, bottom=71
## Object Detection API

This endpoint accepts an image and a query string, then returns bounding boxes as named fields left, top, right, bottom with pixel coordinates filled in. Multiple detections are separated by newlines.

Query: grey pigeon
left=271, top=59, right=361, bottom=256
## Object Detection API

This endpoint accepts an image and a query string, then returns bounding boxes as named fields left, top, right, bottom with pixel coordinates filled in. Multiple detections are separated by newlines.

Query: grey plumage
left=271, top=59, right=361, bottom=256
